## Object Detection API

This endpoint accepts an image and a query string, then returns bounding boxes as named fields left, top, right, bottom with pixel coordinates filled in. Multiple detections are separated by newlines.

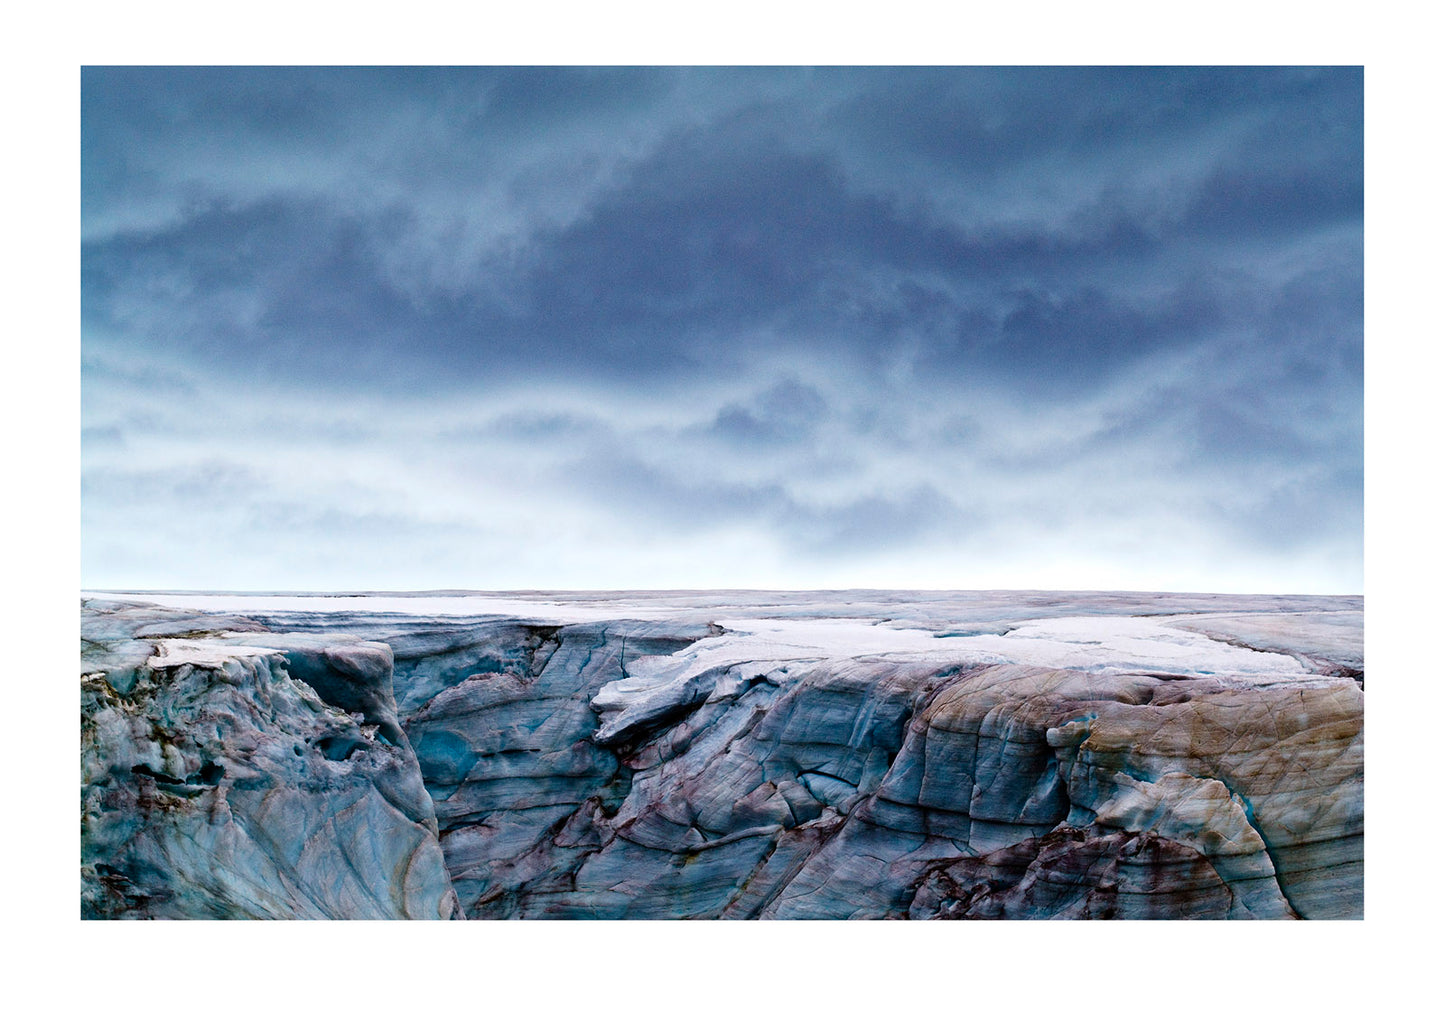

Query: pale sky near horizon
left=80, top=66, right=1363, bottom=593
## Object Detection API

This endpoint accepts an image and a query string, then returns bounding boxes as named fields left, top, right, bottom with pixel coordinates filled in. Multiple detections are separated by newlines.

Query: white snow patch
left=702, top=614, right=1309, bottom=677
left=147, top=638, right=283, bottom=669
left=951, top=615, right=1308, bottom=675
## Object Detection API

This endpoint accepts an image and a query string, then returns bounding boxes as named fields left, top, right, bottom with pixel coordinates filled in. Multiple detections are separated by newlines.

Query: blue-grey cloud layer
left=81, top=67, right=1363, bottom=592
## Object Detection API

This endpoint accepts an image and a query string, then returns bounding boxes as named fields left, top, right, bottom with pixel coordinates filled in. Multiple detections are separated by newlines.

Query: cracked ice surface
left=81, top=589, right=1362, bottom=920
left=592, top=613, right=1316, bottom=744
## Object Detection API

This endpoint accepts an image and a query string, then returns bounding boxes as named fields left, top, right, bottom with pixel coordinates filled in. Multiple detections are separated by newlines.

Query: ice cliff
left=80, top=591, right=1363, bottom=920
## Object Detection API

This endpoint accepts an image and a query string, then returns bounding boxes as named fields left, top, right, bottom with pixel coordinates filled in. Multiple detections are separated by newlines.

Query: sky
left=80, top=66, right=1363, bottom=594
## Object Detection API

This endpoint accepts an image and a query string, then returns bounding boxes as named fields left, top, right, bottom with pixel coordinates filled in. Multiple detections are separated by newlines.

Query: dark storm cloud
left=84, top=67, right=1362, bottom=391
left=80, top=66, right=1363, bottom=591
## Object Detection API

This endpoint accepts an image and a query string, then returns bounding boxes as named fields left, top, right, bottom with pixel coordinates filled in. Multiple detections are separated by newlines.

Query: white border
left=12, top=3, right=1429, bottom=1015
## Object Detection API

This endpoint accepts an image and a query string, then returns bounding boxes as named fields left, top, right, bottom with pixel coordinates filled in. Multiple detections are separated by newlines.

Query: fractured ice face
left=81, top=589, right=1363, bottom=920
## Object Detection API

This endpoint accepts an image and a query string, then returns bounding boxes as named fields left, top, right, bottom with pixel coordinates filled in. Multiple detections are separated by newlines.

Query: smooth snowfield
left=81, top=591, right=678, bottom=622
left=94, top=591, right=1332, bottom=682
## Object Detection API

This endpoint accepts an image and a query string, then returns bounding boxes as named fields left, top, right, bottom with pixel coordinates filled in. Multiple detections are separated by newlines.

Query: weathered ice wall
left=80, top=591, right=1363, bottom=919
left=81, top=601, right=459, bottom=919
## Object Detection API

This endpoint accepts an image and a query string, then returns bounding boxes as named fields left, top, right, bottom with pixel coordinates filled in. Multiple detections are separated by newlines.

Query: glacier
left=80, top=590, right=1363, bottom=919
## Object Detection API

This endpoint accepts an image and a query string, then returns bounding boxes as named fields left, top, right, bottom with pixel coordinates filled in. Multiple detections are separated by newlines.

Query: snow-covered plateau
left=80, top=589, right=1362, bottom=919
